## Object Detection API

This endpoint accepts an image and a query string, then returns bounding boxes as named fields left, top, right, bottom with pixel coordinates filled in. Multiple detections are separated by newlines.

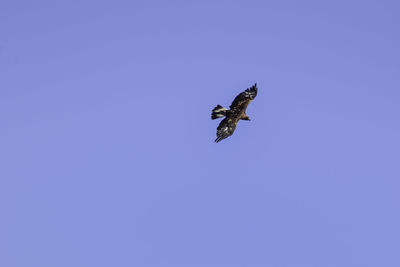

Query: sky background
left=1, top=0, right=400, bottom=266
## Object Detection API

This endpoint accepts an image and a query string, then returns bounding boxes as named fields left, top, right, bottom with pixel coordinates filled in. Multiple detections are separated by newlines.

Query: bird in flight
left=211, top=83, right=258, bottom=143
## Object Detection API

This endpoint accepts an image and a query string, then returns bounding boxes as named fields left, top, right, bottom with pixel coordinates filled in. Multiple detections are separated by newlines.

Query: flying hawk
left=211, top=83, right=258, bottom=143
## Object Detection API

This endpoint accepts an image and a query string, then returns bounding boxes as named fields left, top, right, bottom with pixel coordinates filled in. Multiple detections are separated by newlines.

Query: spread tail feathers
left=211, top=105, right=228, bottom=120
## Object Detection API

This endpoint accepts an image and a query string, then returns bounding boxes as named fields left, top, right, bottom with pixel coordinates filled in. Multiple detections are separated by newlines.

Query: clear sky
left=1, top=0, right=399, bottom=266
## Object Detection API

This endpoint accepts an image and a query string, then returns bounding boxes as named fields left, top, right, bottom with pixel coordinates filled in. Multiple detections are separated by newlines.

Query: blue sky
left=1, top=0, right=399, bottom=266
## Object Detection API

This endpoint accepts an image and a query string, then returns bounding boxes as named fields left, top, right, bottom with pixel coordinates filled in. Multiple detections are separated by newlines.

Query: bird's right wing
left=215, top=118, right=237, bottom=143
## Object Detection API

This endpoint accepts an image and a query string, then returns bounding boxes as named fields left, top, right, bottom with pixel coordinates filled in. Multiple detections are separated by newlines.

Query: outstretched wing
left=229, top=83, right=258, bottom=115
left=215, top=117, right=237, bottom=143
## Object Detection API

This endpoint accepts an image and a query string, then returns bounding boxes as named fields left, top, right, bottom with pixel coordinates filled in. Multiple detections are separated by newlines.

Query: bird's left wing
left=229, top=83, right=258, bottom=114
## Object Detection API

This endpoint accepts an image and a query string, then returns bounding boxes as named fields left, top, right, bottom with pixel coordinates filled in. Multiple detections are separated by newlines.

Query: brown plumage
left=211, top=83, right=258, bottom=142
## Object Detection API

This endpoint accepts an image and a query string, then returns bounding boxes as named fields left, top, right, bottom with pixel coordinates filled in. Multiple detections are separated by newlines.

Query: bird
left=211, top=83, right=258, bottom=143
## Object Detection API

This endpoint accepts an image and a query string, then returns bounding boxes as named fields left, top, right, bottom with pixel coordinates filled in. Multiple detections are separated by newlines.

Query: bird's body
left=211, top=83, right=258, bottom=142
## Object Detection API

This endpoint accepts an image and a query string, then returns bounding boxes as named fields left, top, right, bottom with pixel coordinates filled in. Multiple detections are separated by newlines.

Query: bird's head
left=242, top=116, right=251, bottom=121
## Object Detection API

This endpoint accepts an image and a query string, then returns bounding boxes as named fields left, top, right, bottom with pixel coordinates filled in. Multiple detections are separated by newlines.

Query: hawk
left=211, top=83, right=258, bottom=143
